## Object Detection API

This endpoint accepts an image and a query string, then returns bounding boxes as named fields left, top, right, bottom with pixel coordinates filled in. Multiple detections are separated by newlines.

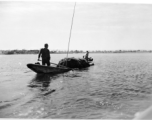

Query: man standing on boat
left=38, top=43, right=50, bottom=66
left=85, top=51, right=89, bottom=61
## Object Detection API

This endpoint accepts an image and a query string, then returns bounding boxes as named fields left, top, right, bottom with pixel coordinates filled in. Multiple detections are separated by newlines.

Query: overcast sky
left=0, top=1, right=152, bottom=51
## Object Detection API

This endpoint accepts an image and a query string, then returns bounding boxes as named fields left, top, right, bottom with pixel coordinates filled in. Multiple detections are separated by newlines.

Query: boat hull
left=27, top=64, right=71, bottom=74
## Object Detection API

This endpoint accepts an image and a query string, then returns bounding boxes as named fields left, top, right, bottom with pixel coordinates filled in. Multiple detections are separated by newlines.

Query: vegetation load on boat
left=57, top=57, right=94, bottom=69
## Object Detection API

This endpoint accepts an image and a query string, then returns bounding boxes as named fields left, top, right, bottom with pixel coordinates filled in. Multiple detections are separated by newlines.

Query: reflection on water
left=28, top=74, right=68, bottom=96
left=28, top=75, right=56, bottom=99
left=29, top=74, right=53, bottom=89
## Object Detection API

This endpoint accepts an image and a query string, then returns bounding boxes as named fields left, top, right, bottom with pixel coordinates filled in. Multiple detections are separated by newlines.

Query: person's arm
left=38, top=49, right=42, bottom=60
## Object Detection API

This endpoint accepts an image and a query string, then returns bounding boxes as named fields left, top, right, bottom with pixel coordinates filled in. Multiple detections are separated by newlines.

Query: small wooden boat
left=27, top=63, right=72, bottom=74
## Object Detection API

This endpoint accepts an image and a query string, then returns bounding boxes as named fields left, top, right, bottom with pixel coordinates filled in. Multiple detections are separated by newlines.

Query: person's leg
left=47, top=60, right=50, bottom=66
left=42, top=59, right=45, bottom=65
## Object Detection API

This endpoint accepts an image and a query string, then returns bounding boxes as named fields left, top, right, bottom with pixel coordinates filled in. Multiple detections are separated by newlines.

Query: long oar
left=67, top=2, right=76, bottom=58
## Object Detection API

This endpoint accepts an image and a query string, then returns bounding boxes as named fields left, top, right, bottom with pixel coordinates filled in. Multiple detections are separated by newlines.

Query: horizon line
left=1, top=49, right=152, bottom=51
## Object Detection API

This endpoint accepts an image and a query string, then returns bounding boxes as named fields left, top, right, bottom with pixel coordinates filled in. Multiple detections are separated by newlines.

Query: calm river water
left=0, top=53, right=152, bottom=119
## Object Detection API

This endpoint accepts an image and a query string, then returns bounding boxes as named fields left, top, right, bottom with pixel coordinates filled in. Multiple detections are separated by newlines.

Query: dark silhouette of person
left=38, top=43, right=50, bottom=66
left=85, top=51, right=89, bottom=61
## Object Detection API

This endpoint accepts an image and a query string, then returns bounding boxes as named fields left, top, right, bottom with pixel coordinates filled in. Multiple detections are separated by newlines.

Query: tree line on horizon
left=0, top=49, right=152, bottom=55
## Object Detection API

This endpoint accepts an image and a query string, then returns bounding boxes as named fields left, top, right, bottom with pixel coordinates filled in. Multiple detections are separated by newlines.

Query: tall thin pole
left=67, top=2, right=76, bottom=58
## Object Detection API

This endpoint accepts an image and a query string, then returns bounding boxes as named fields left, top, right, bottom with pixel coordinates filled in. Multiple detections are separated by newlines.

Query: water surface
left=0, top=53, right=152, bottom=119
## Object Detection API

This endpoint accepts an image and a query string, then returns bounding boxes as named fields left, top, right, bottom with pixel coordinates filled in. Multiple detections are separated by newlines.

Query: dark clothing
left=38, top=48, right=50, bottom=66
left=42, top=59, right=50, bottom=66
left=85, top=52, right=89, bottom=61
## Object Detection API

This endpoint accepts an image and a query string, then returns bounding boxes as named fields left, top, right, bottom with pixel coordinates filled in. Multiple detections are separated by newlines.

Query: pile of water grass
left=58, top=57, right=90, bottom=69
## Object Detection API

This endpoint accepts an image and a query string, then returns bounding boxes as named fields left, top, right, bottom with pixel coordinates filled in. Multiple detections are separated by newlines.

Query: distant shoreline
left=0, top=50, right=152, bottom=55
